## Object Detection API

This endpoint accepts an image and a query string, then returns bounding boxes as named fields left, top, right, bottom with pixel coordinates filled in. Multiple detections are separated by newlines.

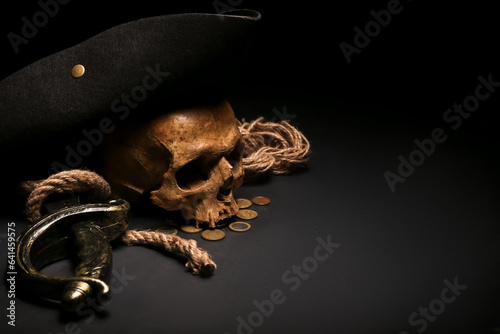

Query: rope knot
left=22, top=169, right=111, bottom=224
left=239, top=117, right=310, bottom=176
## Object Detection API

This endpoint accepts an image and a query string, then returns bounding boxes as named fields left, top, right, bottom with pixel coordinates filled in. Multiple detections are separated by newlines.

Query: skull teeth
left=193, top=208, right=236, bottom=228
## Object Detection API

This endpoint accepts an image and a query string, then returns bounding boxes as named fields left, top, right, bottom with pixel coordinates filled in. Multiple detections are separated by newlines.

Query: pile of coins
left=157, top=196, right=271, bottom=241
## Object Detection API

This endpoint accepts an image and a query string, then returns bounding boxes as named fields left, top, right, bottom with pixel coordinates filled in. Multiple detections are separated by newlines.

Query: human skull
left=102, top=100, right=244, bottom=228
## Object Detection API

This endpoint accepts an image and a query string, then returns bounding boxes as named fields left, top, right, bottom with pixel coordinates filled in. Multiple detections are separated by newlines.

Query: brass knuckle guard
left=15, top=199, right=131, bottom=312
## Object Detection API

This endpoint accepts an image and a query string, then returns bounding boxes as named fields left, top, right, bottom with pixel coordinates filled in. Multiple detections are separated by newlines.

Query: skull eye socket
left=175, top=158, right=211, bottom=190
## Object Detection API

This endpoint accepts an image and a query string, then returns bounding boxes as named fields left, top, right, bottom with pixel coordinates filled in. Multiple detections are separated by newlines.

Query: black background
left=1, top=1, right=500, bottom=333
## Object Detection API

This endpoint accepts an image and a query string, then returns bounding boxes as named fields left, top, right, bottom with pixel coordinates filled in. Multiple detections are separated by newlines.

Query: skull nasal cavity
left=217, top=176, right=233, bottom=201
left=175, top=158, right=210, bottom=190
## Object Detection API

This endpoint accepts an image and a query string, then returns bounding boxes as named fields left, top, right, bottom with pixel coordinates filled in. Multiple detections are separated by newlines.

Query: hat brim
left=0, top=10, right=261, bottom=150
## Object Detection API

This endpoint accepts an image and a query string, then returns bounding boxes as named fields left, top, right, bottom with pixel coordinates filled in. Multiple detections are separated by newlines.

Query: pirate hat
left=0, top=10, right=260, bottom=160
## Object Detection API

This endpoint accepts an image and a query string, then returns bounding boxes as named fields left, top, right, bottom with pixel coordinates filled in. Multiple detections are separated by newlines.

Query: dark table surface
left=1, top=86, right=500, bottom=334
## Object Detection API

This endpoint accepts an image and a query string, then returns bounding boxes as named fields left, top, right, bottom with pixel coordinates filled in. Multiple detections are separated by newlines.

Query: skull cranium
left=103, top=100, right=244, bottom=228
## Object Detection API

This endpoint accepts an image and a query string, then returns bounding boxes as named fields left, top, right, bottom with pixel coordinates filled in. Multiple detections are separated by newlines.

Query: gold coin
left=229, top=222, right=251, bottom=232
left=180, top=225, right=203, bottom=234
left=236, top=209, right=258, bottom=220
left=155, top=226, right=178, bottom=236
left=236, top=198, right=252, bottom=209
left=201, top=229, right=226, bottom=241
left=251, top=196, right=271, bottom=206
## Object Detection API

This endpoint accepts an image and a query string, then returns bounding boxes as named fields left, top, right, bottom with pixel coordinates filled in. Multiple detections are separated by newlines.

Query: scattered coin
left=180, top=225, right=203, bottom=234
left=251, top=196, right=271, bottom=206
left=236, top=209, right=258, bottom=220
left=201, top=229, right=226, bottom=241
left=155, top=226, right=178, bottom=236
left=236, top=198, right=252, bottom=209
left=229, top=222, right=251, bottom=232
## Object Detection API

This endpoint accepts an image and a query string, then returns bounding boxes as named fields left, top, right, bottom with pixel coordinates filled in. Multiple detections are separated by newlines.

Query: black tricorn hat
left=0, top=10, right=261, bottom=183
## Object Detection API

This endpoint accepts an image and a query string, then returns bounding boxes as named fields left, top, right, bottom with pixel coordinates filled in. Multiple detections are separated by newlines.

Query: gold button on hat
left=71, top=64, right=85, bottom=78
